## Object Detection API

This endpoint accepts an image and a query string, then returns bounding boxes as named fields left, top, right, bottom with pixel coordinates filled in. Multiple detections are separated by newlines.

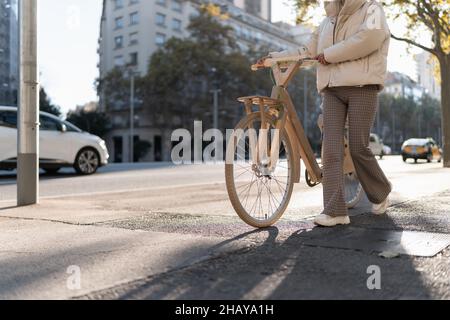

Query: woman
left=272, top=0, right=393, bottom=227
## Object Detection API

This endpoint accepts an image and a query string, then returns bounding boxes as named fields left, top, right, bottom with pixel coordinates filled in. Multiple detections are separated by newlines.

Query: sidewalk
left=84, top=191, right=450, bottom=300
left=1, top=187, right=450, bottom=299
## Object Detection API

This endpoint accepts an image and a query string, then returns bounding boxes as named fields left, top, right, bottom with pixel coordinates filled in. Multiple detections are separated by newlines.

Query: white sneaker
left=314, top=214, right=350, bottom=227
left=372, top=196, right=390, bottom=215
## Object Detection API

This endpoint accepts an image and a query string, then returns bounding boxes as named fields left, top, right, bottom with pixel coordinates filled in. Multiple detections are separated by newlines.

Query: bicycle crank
left=305, top=169, right=320, bottom=187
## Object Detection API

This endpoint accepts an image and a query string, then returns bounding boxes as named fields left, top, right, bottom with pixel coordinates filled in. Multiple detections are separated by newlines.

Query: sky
left=38, top=0, right=103, bottom=114
left=38, top=0, right=421, bottom=115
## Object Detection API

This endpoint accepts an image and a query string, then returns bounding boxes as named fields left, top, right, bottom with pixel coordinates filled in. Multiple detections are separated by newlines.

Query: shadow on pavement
left=0, top=162, right=179, bottom=186
left=84, top=214, right=434, bottom=300
left=0, top=206, right=17, bottom=212
left=404, top=161, right=441, bottom=165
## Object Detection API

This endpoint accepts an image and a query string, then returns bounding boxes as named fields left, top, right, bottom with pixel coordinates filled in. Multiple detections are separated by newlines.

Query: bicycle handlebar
left=251, top=57, right=318, bottom=71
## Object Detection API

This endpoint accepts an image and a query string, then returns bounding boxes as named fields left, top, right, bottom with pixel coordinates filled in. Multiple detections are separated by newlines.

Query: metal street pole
left=303, top=72, right=308, bottom=137
left=17, top=0, right=39, bottom=206
left=438, top=127, right=442, bottom=147
left=209, top=67, right=221, bottom=130
left=211, top=89, right=221, bottom=130
left=418, top=112, right=422, bottom=137
left=129, top=71, right=135, bottom=163
left=392, top=105, right=396, bottom=153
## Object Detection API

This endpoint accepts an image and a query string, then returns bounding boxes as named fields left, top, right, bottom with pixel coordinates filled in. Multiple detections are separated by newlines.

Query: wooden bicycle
left=225, top=55, right=364, bottom=228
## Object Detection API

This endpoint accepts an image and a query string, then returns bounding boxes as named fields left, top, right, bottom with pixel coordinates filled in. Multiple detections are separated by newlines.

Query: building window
left=129, top=52, right=138, bottom=66
left=155, top=33, right=166, bottom=46
left=172, top=18, right=181, bottom=31
left=130, top=12, right=139, bottom=25
left=156, top=13, right=166, bottom=27
left=242, top=28, right=250, bottom=39
left=129, top=32, right=138, bottom=46
left=156, top=0, right=166, bottom=6
left=115, top=17, right=124, bottom=29
left=172, top=0, right=182, bottom=12
left=245, top=0, right=262, bottom=15
left=114, top=55, right=124, bottom=66
left=114, top=36, right=123, bottom=49
left=114, top=0, right=124, bottom=9
left=129, top=0, right=139, bottom=4
left=234, top=25, right=241, bottom=37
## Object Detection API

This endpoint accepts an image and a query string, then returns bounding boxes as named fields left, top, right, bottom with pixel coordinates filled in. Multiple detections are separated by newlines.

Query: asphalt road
left=0, top=156, right=448, bottom=217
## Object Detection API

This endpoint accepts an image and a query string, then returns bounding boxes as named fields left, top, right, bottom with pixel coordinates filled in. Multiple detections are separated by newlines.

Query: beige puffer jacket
left=306, top=0, right=391, bottom=92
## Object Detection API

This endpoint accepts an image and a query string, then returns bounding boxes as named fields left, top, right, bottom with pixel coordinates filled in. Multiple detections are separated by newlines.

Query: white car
left=369, top=133, right=385, bottom=159
left=383, top=145, right=392, bottom=156
left=0, top=106, right=109, bottom=175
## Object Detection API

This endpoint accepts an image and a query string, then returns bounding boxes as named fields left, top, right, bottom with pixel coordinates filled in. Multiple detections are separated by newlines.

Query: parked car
left=401, top=138, right=442, bottom=163
left=0, top=106, right=109, bottom=175
left=382, top=145, right=392, bottom=156
left=369, top=133, right=385, bottom=159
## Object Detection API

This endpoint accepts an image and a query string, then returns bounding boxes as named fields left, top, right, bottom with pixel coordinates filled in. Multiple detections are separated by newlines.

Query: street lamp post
left=211, top=88, right=221, bottom=130
left=127, top=65, right=137, bottom=163
left=129, top=71, right=135, bottom=163
left=210, top=68, right=221, bottom=130
left=438, top=127, right=442, bottom=147
left=392, top=104, right=396, bottom=153
left=303, top=72, right=308, bottom=137
left=17, top=0, right=39, bottom=206
left=418, top=112, right=422, bottom=137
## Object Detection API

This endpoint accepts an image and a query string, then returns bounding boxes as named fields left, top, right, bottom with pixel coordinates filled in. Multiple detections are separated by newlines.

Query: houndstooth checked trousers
left=321, top=85, right=392, bottom=217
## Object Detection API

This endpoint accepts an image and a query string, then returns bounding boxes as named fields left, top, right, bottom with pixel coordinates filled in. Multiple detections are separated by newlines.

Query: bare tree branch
left=390, top=33, right=436, bottom=55
left=421, top=0, right=443, bottom=52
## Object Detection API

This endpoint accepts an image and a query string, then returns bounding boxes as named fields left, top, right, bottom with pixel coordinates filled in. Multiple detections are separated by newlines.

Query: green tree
left=39, top=87, right=61, bottom=116
left=377, top=93, right=442, bottom=153
left=419, top=94, right=442, bottom=139
left=294, top=0, right=450, bottom=166
left=96, top=67, right=145, bottom=113
left=66, top=109, right=111, bottom=139
left=142, top=8, right=272, bottom=133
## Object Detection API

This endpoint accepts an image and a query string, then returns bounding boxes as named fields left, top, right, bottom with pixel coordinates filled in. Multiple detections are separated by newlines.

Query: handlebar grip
left=251, top=58, right=274, bottom=71
left=251, top=64, right=261, bottom=71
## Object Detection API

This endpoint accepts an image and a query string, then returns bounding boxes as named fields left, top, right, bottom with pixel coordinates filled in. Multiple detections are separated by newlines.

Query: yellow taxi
left=401, top=138, right=443, bottom=163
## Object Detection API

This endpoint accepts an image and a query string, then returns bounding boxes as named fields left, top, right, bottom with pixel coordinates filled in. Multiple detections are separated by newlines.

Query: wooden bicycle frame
left=238, top=59, right=356, bottom=187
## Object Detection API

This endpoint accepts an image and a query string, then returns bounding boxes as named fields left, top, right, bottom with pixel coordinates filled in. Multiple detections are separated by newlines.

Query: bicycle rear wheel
left=225, top=112, right=295, bottom=228
left=344, top=172, right=363, bottom=209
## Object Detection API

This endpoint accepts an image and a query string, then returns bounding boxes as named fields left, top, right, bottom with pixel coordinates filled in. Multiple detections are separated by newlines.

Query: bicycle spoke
left=242, top=175, right=257, bottom=208
left=264, top=179, right=281, bottom=210
left=272, top=176, right=287, bottom=195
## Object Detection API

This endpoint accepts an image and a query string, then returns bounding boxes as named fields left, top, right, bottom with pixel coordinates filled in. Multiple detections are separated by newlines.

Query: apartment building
left=0, top=0, right=19, bottom=107
left=415, top=51, right=441, bottom=101
left=384, top=71, right=425, bottom=101
left=98, top=0, right=311, bottom=162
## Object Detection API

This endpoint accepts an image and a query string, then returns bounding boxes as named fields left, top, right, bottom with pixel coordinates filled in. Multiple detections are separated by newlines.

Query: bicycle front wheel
left=225, top=112, right=295, bottom=228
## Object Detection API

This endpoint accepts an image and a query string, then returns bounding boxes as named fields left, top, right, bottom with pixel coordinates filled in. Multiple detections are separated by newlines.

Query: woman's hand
left=315, top=53, right=330, bottom=65
left=256, top=55, right=271, bottom=66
